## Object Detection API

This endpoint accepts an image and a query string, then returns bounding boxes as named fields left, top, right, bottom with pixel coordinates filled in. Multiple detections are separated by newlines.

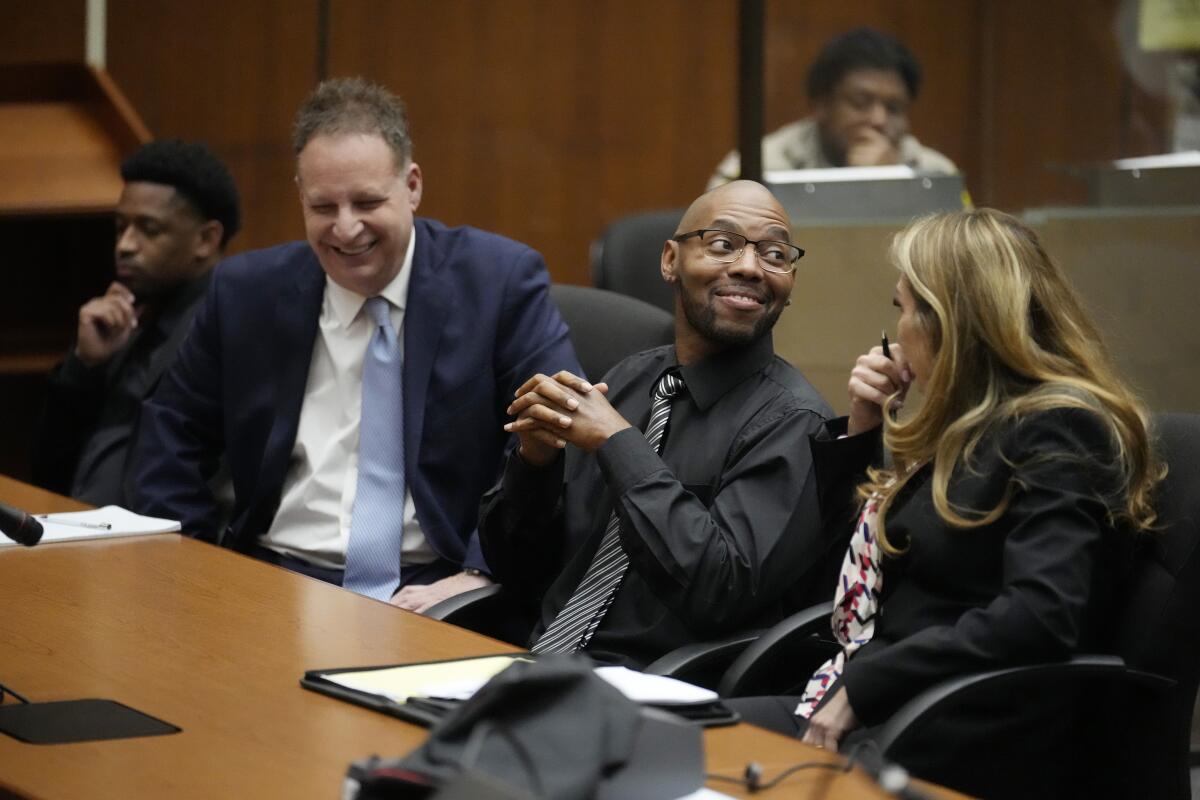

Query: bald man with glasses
left=479, top=181, right=841, bottom=668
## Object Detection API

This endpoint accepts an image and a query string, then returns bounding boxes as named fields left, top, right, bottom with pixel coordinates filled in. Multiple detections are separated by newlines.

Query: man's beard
left=677, top=284, right=782, bottom=349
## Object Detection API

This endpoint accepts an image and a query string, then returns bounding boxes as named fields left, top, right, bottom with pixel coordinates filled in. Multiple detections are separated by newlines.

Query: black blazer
left=813, top=406, right=1132, bottom=798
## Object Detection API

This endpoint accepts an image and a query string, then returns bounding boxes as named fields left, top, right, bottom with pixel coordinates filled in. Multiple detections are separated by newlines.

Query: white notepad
left=0, top=506, right=182, bottom=547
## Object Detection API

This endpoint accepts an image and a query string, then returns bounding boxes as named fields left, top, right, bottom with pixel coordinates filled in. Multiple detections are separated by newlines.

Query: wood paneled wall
left=0, top=0, right=85, bottom=66
left=9, top=0, right=1171, bottom=283
left=327, top=0, right=739, bottom=283
left=107, top=0, right=320, bottom=250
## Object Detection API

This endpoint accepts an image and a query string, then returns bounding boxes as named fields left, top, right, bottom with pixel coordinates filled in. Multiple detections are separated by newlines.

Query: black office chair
left=589, top=208, right=684, bottom=315
left=712, top=413, right=1200, bottom=799
left=422, top=583, right=536, bottom=647
left=715, top=602, right=837, bottom=698
left=548, top=284, right=673, bottom=382
left=640, top=631, right=765, bottom=691
left=425, top=285, right=674, bottom=647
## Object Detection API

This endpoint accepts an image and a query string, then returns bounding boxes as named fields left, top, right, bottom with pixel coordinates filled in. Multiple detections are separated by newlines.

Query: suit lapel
left=140, top=275, right=213, bottom=396
left=402, top=222, right=450, bottom=478
left=257, top=252, right=326, bottom=504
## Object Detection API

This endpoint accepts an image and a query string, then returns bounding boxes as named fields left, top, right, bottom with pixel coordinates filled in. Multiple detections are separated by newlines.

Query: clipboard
left=301, top=653, right=530, bottom=727
left=301, top=653, right=740, bottom=728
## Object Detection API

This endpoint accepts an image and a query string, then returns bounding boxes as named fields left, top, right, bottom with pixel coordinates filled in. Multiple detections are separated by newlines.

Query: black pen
left=881, top=331, right=898, bottom=420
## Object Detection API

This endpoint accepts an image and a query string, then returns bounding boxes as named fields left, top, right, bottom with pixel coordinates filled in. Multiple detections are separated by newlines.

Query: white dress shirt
left=261, top=229, right=432, bottom=569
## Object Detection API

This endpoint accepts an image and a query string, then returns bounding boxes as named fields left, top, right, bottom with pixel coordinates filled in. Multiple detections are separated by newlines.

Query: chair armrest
left=423, top=584, right=506, bottom=622
left=718, top=602, right=836, bottom=697
left=874, top=654, right=1176, bottom=755
left=643, top=631, right=763, bottom=690
left=423, top=584, right=537, bottom=647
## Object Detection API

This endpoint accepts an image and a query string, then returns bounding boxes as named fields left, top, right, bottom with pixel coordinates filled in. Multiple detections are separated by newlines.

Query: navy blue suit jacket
left=131, top=218, right=580, bottom=572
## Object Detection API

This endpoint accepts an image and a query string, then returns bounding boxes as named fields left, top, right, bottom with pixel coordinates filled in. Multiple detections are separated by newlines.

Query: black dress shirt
left=32, top=275, right=211, bottom=505
left=479, top=334, right=837, bottom=668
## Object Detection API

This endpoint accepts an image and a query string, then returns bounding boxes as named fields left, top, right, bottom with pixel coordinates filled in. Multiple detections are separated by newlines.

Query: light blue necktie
left=343, top=296, right=405, bottom=600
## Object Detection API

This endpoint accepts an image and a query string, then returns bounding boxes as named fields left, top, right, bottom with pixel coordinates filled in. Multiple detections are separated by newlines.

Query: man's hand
left=844, top=127, right=901, bottom=167
left=390, top=571, right=493, bottom=614
left=75, top=282, right=139, bottom=367
left=801, top=687, right=861, bottom=751
left=847, top=343, right=911, bottom=436
left=505, top=371, right=631, bottom=456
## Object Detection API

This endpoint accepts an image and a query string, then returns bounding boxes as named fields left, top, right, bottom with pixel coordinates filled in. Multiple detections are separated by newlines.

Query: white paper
left=0, top=505, right=182, bottom=547
left=593, top=666, right=719, bottom=705
left=413, top=665, right=718, bottom=706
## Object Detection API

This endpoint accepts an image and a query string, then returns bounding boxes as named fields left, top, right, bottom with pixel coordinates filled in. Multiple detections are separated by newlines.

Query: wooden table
left=0, top=478, right=958, bottom=799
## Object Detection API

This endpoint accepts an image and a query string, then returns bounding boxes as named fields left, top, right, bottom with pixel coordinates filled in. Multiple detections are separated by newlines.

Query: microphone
left=0, top=501, right=44, bottom=546
left=851, top=747, right=934, bottom=800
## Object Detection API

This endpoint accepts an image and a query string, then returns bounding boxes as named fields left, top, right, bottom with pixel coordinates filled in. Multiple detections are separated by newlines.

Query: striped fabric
left=532, top=369, right=686, bottom=654
left=795, top=493, right=884, bottom=718
left=343, top=297, right=406, bottom=601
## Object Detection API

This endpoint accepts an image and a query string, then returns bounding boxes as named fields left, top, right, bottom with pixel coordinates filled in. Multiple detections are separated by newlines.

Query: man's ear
left=194, top=220, right=224, bottom=262
left=406, top=162, right=423, bottom=211
left=660, top=240, right=679, bottom=284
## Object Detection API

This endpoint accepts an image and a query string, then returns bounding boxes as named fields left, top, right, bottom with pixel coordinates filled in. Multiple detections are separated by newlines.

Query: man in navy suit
left=131, top=77, right=579, bottom=611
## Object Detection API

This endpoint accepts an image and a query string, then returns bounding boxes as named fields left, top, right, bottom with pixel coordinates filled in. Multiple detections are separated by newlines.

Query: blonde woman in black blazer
left=731, top=209, right=1163, bottom=799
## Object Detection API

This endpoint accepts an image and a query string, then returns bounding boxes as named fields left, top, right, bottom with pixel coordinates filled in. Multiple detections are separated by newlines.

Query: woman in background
left=732, top=208, right=1163, bottom=798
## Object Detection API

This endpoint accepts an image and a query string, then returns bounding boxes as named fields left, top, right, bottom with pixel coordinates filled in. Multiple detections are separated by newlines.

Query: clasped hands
left=504, top=371, right=632, bottom=466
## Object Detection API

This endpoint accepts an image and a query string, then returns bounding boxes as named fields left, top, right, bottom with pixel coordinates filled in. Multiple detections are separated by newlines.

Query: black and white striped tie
left=532, top=369, right=686, bottom=654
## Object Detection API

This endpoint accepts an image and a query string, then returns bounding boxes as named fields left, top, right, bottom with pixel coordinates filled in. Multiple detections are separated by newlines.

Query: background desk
left=0, top=478, right=961, bottom=799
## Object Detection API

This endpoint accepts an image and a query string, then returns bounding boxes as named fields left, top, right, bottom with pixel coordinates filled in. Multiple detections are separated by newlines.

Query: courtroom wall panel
left=326, top=0, right=739, bottom=286
left=106, top=0, right=320, bottom=253
left=979, top=0, right=1166, bottom=210
left=1, top=0, right=86, bottom=65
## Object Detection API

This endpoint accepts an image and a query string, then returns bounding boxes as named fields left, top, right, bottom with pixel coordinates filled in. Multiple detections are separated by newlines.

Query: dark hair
left=292, top=77, right=412, bottom=167
left=120, top=139, right=242, bottom=248
left=806, top=27, right=922, bottom=102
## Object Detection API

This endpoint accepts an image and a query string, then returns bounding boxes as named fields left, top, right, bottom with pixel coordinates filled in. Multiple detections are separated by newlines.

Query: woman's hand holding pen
left=847, top=335, right=912, bottom=436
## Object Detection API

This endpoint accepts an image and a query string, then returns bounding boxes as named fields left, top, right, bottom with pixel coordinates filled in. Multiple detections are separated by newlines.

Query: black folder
left=301, top=654, right=738, bottom=728
left=302, top=654, right=529, bottom=727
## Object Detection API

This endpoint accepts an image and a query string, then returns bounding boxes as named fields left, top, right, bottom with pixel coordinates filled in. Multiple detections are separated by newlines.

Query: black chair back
left=549, top=284, right=674, bottom=383
left=589, top=209, right=684, bottom=314
left=1097, top=412, right=1200, bottom=799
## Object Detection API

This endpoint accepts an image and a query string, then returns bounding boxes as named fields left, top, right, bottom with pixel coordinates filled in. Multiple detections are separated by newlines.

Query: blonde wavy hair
left=861, top=209, right=1162, bottom=554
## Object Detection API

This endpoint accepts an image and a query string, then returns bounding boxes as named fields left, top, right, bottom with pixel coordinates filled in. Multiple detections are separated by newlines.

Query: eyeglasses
left=672, top=229, right=804, bottom=274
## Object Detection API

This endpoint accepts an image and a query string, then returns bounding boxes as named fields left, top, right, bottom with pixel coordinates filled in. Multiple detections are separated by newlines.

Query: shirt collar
left=665, top=333, right=776, bottom=411
left=325, top=226, right=416, bottom=328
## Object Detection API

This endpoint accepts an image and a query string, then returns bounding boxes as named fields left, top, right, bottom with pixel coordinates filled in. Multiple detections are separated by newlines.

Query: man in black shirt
left=479, top=180, right=836, bottom=667
left=32, top=140, right=240, bottom=505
